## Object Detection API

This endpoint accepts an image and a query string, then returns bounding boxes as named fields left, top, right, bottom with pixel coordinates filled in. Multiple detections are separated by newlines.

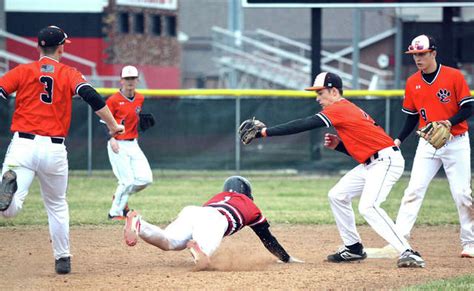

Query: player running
left=0, top=25, right=124, bottom=274
left=106, top=65, right=153, bottom=220
left=123, top=176, right=303, bottom=270
left=240, top=72, right=425, bottom=268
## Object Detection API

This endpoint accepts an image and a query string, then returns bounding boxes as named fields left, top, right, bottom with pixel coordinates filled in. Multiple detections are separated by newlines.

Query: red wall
left=6, top=38, right=180, bottom=89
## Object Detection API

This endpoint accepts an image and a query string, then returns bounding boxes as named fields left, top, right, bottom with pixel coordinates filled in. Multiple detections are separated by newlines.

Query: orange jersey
left=318, top=99, right=394, bottom=163
left=106, top=91, right=144, bottom=140
left=0, top=56, right=87, bottom=137
left=403, top=65, right=472, bottom=136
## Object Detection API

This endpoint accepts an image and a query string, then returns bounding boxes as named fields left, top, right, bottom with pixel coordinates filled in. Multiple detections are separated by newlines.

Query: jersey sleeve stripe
left=402, top=108, right=418, bottom=115
left=316, top=113, right=332, bottom=127
left=75, top=82, right=92, bottom=94
left=0, top=87, right=8, bottom=100
left=459, top=96, right=474, bottom=106
left=248, top=215, right=267, bottom=227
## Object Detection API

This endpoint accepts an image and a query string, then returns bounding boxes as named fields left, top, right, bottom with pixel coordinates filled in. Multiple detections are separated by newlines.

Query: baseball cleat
left=124, top=210, right=141, bottom=246
left=397, top=249, right=425, bottom=268
left=461, top=244, right=474, bottom=258
left=327, top=246, right=367, bottom=263
left=55, top=256, right=71, bottom=275
left=0, top=170, right=18, bottom=211
left=108, top=213, right=126, bottom=221
left=186, top=240, right=210, bottom=270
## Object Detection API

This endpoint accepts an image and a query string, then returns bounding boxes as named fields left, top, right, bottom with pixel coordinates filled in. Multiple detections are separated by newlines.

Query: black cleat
left=0, top=170, right=18, bottom=211
left=327, top=246, right=367, bottom=263
left=55, top=257, right=71, bottom=274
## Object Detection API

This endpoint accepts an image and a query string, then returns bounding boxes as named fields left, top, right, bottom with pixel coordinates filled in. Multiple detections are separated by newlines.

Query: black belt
left=365, top=146, right=399, bottom=165
left=122, top=139, right=135, bottom=141
left=18, top=132, right=65, bottom=144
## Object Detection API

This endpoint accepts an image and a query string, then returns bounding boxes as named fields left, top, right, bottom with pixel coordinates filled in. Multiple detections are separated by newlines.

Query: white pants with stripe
left=108, top=139, right=153, bottom=216
left=139, top=206, right=228, bottom=256
left=329, top=147, right=412, bottom=253
left=395, top=133, right=473, bottom=247
left=1, top=132, right=70, bottom=260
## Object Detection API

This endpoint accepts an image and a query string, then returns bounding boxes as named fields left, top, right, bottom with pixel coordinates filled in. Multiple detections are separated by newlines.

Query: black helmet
left=223, top=176, right=253, bottom=200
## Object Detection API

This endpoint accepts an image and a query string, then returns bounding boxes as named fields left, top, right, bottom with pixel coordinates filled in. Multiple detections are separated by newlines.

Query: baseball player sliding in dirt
left=0, top=25, right=124, bottom=274
left=123, top=176, right=303, bottom=270
left=376, top=35, right=473, bottom=258
left=240, top=72, right=425, bottom=268
left=106, top=65, right=153, bottom=220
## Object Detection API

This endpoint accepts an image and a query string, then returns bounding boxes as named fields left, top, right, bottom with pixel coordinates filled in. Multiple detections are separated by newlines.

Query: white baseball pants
left=138, top=206, right=228, bottom=256
left=1, top=132, right=70, bottom=260
left=396, top=133, right=473, bottom=247
left=108, top=139, right=153, bottom=216
left=329, top=147, right=412, bottom=253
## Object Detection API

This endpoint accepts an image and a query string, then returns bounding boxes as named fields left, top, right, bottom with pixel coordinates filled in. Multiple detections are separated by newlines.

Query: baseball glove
left=139, top=112, right=156, bottom=132
left=416, top=121, right=452, bottom=149
left=239, top=117, right=266, bottom=145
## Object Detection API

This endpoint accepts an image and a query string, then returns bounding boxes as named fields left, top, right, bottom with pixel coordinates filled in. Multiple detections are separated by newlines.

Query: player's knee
left=358, top=204, right=371, bottom=218
left=1, top=207, right=20, bottom=218
left=328, top=187, right=346, bottom=204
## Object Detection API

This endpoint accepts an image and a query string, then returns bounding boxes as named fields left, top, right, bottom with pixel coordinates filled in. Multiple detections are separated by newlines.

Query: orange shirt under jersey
left=106, top=91, right=144, bottom=140
left=0, top=56, right=87, bottom=137
left=319, top=99, right=395, bottom=164
left=403, top=65, right=471, bottom=136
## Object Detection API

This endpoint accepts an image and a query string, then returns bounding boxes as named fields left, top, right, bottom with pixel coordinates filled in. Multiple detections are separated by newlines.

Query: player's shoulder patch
left=41, top=64, right=55, bottom=73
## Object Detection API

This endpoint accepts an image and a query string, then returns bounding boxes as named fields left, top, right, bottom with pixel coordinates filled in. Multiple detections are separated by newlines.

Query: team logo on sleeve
left=135, top=106, right=142, bottom=114
left=436, top=89, right=451, bottom=103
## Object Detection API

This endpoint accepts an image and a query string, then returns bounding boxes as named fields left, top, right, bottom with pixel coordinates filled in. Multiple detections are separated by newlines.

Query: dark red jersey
left=204, top=191, right=267, bottom=236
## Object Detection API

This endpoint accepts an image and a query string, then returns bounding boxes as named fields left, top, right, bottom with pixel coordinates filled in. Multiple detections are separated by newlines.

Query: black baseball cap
left=38, top=25, right=71, bottom=47
left=305, top=72, right=343, bottom=91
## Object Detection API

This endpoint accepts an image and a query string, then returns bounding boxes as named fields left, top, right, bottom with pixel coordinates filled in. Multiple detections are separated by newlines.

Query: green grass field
left=1, top=170, right=472, bottom=289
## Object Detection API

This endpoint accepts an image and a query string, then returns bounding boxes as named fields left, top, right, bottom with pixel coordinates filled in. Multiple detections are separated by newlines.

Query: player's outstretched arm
left=77, top=84, right=125, bottom=137
left=251, top=222, right=303, bottom=263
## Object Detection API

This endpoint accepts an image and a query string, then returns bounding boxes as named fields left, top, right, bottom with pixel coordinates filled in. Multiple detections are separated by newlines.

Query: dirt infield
left=1, top=224, right=472, bottom=290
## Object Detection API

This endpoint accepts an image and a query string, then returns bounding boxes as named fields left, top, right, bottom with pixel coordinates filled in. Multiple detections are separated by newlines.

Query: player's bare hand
left=394, top=138, right=401, bottom=147
left=324, top=133, right=340, bottom=149
left=109, top=124, right=125, bottom=137
left=109, top=137, right=120, bottom=153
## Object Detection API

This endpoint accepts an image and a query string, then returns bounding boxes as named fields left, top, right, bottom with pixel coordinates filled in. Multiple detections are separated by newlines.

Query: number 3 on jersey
left=39, top=76, right=54, bottom=104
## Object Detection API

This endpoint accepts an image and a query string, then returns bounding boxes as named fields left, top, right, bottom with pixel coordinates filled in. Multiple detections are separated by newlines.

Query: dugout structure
left=0, top=89, right=473, bottom=173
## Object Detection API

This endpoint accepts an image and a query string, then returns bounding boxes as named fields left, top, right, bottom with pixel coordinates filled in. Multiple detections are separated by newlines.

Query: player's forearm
left=397, top=114, right=419, bottom=143
left=334, top=142, right=350, bottom=156
left=252, top=223, right=290, bottom=262
left=96, top=106, right=119, bottom=130
left=449, top=102, right=472, bottom=126
left=266, top=115, right=325, bottom=137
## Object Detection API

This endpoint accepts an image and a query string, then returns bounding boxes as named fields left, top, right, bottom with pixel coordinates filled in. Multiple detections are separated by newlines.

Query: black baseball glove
left=139, top=112, right=156, bottom=132
left=239, top=117, right=266, bottom=145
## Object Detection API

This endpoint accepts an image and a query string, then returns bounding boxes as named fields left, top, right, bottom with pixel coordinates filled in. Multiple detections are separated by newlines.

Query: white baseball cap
left=121, top=65, right=139, bottom=78
left=405, top=34, right=437, bottom=54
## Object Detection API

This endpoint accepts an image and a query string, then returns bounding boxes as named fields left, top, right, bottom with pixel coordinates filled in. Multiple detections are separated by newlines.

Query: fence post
left=385, top=97, right=391, bottom=135
left=235, top=95, right=241, bottom=173
left=87, top=106, right=92, bottom=176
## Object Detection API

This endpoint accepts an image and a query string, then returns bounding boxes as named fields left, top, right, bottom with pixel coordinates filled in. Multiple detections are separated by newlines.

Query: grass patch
left=0, top=170, right=459, bottom=227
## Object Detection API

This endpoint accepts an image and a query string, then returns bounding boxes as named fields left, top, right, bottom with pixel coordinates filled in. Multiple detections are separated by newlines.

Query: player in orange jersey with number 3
left=0, top=25, right=124, bottom=274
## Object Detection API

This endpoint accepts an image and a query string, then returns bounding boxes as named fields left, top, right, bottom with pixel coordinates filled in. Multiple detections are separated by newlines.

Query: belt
left=18, top=132, right=65, bottom=144
left=365, top=146, right=399, bottom=165
left=120, top=139, right=135, bottom=141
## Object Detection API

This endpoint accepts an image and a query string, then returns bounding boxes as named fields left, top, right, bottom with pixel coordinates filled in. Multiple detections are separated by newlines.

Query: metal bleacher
left=212, top=26, right=394, bottom=90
